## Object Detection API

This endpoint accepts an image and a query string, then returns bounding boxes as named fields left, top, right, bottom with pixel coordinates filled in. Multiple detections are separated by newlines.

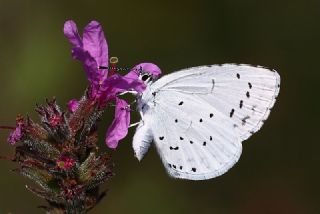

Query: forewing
left=150, top=64, right=280, bottom=140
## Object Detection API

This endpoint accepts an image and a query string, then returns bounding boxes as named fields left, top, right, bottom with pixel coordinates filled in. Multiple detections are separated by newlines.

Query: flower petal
left=105, top=98, right=130, bottom=149
left=67, top=99, right=79, bottom=113
left=63, top=20, right=82, bottom=47
left=71, top=47, right=102, bottom=85
left=128, top=63, right=162, bottom=79
left=7, top=126, right=22, bottom=145
left=83, top=21, right=108, bottom=69
left=103, top=74, right=146, bottom=94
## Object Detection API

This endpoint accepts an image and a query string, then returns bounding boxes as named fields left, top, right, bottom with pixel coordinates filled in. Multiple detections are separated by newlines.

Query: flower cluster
left=63, top=20, right=161, bottom=148
left=1, top=20, right=161, bottom=213
left=6, top=97, right=113, bottom=213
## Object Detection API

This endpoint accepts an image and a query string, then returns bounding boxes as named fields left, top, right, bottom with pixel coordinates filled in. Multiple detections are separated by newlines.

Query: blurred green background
left=0, top=0, right=319, bottom=213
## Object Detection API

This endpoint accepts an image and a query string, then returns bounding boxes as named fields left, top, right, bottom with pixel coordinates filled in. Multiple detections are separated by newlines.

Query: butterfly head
left=139, top=71, right=156, bottom=84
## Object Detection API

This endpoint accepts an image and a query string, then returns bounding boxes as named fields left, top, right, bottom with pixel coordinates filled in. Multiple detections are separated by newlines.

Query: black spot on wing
left=230, top=109, right=235, bottom=118
left=190, top=140, right=194, bottom=144
left=210, top=113, right=214, bottom=118
left=159, top=136, right=164, bottom=140
left=180, top=137, right=184, bottom=140
left=199, top=118, right=203, bottom=122
left=210, top=136, right=213, bottom=141
left=175, top=119, right=178, bottom=123
left=248, top=82, right=252, bottom=89
left=178, top=101, right=184, bottom=105
left=240, top=100, right=243, bottom=108
left=191, top=168, right=197, bottom=172
left=180, top=166, right=183, bottom=170
left=173, top=165, right=177, bottom=169
left=203, top=141, right=206, bottom=146
left=236, top=73, right=240, bottom=79
left=246, top=91, right=250, bottom=98
left=170, top=146, right=179, bottom=150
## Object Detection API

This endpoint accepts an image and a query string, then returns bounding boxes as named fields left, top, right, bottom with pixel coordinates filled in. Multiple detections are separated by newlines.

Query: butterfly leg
left=129, top=111, right=144, bottom=128
left=129, top=121, right=141, bottom=128
left=139, top=110, right=145, bottom=123
left=118, top=90, right=138, bottom=96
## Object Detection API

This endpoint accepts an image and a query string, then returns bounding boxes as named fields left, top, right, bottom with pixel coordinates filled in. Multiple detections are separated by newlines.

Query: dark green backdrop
left=0, top=0, right=319, bottom=213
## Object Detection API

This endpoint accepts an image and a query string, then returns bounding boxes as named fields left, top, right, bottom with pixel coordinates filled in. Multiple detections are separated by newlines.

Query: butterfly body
left=132, top=64, right=280, bottom=180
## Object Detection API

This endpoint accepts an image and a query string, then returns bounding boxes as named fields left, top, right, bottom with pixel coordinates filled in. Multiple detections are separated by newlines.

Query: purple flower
left=7, top=116, right=24, bottom=145
left=64, top=20, right=161, bottom=149
left=64, top=20, right=108, bottom=85
left=7, top=126, right=22, bottom=145
left=67, top=99, right=79, bottom=113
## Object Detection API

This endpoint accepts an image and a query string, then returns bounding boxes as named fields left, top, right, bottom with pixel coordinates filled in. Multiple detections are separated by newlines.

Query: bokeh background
left=0, top=0, right=319, bottom=213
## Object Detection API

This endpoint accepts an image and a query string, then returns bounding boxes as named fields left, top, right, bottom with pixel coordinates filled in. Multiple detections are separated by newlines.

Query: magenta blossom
left=64, top=20, right=108, bottom=85
left=67, top=99, right=79, bottom=113
left=56, top=156, right=76, bottom=170
left=7, top=116, right=24, bottom=145
left=64, top=20, right=161, bottom=149
left=8, top=126, right=22, bottom=145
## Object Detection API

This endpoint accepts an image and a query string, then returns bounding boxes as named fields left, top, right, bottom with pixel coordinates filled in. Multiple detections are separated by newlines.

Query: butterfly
left=131, top=64, right=280, bottom=180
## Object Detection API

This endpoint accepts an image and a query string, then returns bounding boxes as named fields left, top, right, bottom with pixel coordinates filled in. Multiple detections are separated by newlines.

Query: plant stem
left=0, top=125, right=15, bottom=130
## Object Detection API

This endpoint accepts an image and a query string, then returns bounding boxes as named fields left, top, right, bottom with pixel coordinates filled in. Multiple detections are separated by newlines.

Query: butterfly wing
left=134, top=64, right=280, bottom=180
left=149, top=64, right=280, bottom=141
left=152, top=91, right=243, bottom=180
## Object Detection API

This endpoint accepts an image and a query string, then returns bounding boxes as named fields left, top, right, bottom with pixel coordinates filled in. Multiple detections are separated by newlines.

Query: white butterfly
left=131, top=64, right=280, bottom=180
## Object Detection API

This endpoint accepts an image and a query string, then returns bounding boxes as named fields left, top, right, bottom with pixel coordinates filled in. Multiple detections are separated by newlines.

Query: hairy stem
left=0, top=125, right=15, bottom=130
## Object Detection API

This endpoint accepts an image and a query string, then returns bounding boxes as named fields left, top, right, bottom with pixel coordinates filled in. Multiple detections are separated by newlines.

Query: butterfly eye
left=141, top=74, right=150, bottom=81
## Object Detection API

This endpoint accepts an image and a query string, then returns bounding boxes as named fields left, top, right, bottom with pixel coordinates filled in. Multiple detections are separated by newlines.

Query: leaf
left=17, top=167, right=53, bottom=192
left=26, top=185, right=64, bottom=204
